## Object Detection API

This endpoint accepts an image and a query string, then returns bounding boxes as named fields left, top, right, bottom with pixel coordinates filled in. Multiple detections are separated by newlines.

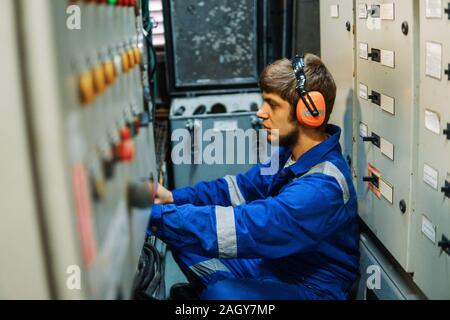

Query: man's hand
left=154, top=183, right=174, bottom=204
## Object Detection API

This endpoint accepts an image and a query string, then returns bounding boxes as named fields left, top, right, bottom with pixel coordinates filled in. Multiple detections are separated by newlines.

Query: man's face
left=257, top=92, right=300, bottom=147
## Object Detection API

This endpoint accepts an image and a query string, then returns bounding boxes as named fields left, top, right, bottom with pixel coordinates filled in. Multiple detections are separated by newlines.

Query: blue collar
left=284, top=125, right=342, bottom=176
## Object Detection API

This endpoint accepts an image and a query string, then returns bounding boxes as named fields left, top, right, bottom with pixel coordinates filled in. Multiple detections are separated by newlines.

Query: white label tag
left=425, top=42, right=442, bottom=79
left=359, top=43, right=369, bottom=59
left=360, top=122, right=369, bottom=138
left=425, top=109, right=441, bottom=135
left=380, top=3, right=395, bottom=20
left=359, top=83, right=369, bottom=100
left=381, top=50, right=395, bottom=68
left=381, top=94, right=395, bottom=115
left=422, top=215, right=436, bottom=244
left=359, top=4, right=368, bottom=19
left=379, top=178, right=394, bottom=204
left=214, top=120, right=238, bottom=132
left=426, top=0, right=442, bottom=18
left=330, top=5, right=339, bottom=18
left=424, top=163, right=439, bottom=190
left=381, top=138, right=394, bottom=161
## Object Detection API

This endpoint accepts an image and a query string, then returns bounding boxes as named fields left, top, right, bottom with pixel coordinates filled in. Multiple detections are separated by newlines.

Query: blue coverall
left=149, top=125, right=360, bottom=300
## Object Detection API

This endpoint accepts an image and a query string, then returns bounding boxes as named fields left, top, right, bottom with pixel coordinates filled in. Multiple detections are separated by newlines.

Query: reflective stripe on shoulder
left=224, top=175, right=246, bottom=206
left=215, top=206, right=238, bottom=259
left=189, top=259, right=232, bottom=279
left=300, top=162, right=350, bottom=205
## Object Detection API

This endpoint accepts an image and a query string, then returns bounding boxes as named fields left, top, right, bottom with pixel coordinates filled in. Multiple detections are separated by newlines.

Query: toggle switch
left=368, top=48, right=381, bottom=63
left=79, top=71, right=96, bottom=105
left=363, top=133, right=381, bottom=148
left=444, top=123, right=450, bottom=140
left=445, top=64, right=450, bottom=80
left=368, top=91, right=381, bottom=106
left=438, top=235, right=450, bottom=256
left=363, top=174, right=379, bottom=189
left=442, top=180, right=450, bottom=198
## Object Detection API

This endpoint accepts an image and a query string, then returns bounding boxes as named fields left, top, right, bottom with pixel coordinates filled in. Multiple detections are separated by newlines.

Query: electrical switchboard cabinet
left=319, top=0, right=356, bottom=168
left=0, top=0, right=158, bottom=299
left=407, top=0, right=450, bottom=299
left=354, top=0, right=419, bottom=270
left=0, top=0, right=51, bottom=299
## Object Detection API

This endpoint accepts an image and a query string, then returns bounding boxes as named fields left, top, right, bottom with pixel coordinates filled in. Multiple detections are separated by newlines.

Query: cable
left=133, top=236, right=164, bottom=300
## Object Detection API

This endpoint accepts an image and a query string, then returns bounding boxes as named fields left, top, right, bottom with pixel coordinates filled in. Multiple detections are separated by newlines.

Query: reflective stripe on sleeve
left=215, top=206, right=238, bottom=258
left=224, top=175, right=246, bottom=206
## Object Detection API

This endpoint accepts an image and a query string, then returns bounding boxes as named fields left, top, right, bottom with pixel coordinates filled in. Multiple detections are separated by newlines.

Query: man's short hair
left=258, top=53, right=337, bottom=130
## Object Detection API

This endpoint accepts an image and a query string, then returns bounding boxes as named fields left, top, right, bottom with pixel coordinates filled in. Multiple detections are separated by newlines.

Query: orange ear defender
left=292, top=55, right=327, bottom=128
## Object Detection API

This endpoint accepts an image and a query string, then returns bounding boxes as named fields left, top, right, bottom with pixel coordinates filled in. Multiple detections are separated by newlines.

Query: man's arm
left=149, top=174, right=350, bottom=259
left=157, top=151, right=280, bottom=207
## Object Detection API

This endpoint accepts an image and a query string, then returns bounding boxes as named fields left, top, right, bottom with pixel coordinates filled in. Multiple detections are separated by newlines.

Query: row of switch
left=90, top=111, right=150, bottom=203
left=79, top=43, right=142, bottom=105
left=73, top=0, right=137, bottom=7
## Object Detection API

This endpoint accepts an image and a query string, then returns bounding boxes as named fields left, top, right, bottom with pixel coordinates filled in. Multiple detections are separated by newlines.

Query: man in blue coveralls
left=149, top=54, right=360, bottom=300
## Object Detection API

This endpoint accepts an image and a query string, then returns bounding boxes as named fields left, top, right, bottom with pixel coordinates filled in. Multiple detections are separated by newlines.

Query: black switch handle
left=368, top=91, right=381, bottom=105
left=445, top=64, right=450, bottom=80
left=362, top=133, right=381, bottom=148
left=445, top=3, right=450, bottom=20
left=363, top=177, right=378, bottom=183
left=363, top=175, right=379, bottom=189
left=363, top=136, right=378, bottom=143
left=438, top=235, right=450, bottom=256
left=444, top=123, right=450, bottom=140
left=442, top=180, right=450, bottom=198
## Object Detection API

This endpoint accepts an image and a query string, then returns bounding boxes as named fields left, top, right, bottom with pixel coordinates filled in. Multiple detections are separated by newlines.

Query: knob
left=127, top=177, right=156, bottom=209
left=399, top=200, right=407, bottom=214
left=93, top=65, right=106, bottom=95
left=115, top=139, right=135, bottom=162
left=401, top=21, right=409, bottom=36
left=121, top=51, right=130, bottom=73
left=346, top=21, right=351, bottom=32
left=103, top=60, right=116, bottom=85
left=79, top=71, right=96, bottom=105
